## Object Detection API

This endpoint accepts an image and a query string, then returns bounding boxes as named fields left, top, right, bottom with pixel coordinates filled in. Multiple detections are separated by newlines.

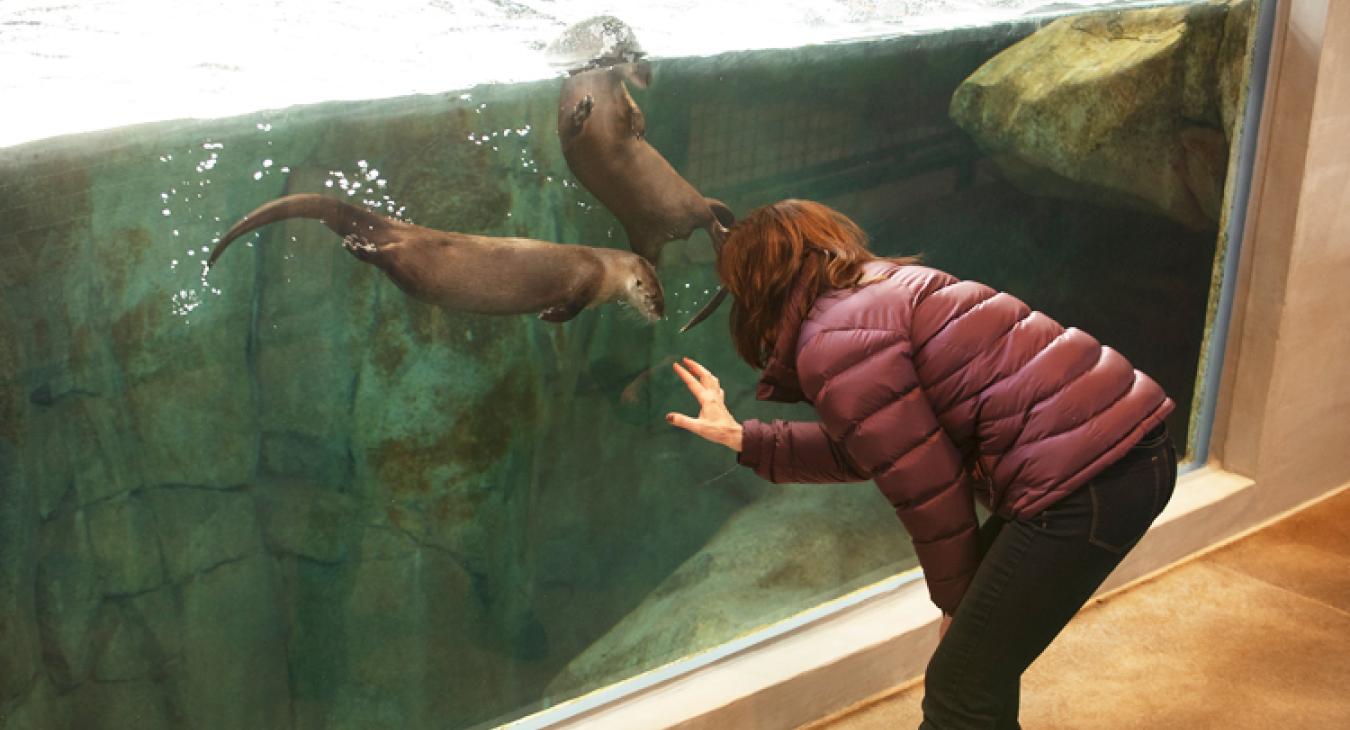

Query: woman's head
left=716, top=199, right=914, bottom=369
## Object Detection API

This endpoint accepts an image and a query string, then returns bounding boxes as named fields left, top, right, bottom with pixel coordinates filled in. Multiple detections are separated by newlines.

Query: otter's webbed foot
left=570, top=95, right=594, bottom=130
left=343, top=234, right=378, bottom=260
left=539, top=302, right=584, bottom=323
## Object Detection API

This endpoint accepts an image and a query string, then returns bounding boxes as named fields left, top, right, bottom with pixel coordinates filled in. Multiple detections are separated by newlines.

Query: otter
left=558, top=63, right=732, bottom=267
left=557, top=63, right=734, bottom=330
left=207, top=194, right=665, bottom=323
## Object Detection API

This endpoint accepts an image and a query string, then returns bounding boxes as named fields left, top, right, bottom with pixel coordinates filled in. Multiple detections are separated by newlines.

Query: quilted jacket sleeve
left=797, top=328, right=981, bottom=615
left=737, top=418, right=870, bottom=484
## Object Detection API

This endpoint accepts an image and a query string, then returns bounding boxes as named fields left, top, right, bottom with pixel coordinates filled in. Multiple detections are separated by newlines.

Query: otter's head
left=620, top=257, right=665, bottom=322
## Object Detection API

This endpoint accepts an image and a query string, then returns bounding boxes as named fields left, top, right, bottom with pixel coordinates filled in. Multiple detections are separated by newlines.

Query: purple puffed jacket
left=736, top=261, right=1174, bottom=614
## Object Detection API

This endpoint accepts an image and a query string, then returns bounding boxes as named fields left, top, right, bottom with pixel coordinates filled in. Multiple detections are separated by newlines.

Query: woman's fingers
left=672, top=362, right=706, bottom=398
left=682, top=357, right=719, bottom=389
left=666, top=412, right=708, bottom=438
left=682, top=357, right=711, bottom=377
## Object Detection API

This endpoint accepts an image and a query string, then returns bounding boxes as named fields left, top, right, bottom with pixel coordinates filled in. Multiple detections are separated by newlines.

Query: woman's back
left=773, top=261, right=1174, bottom=519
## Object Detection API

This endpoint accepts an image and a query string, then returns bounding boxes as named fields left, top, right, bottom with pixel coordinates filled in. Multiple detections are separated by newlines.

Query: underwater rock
left=123, top=587, right=183, bottom=667
left=949, top=1, right=1252, bottom=230
left=122, top=362, right=256, bottom=489
left=253, top=479, right=358, bottom=563
left=547, top=487, right=911, bottom=697
left=89, top=601, right=158, bottom=682
left=144, top=487, right=263, bottom=582
left=319, top=543, right=512, bottom=728
left=0, top=441, right=42, bottom=706
left=35, top=505, right=102, bottom=690
left=86, top=493, right=166, bottom=596
left=64, top=397, right=144, bottom=507
left=0, top=675, right=71, bottom=730
left=69, top=678, right=176, bottom=730
left=253, top=166, right=373, bottom=486
left=178, top=555, right=291, bottom=730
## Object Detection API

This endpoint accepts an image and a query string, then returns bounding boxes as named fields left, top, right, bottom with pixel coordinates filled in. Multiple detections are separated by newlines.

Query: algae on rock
left=949, top=0, right=1255, bottom=230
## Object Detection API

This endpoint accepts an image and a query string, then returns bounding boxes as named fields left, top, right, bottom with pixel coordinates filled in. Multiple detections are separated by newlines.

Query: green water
left=0, top=2, right=1256, bottom=728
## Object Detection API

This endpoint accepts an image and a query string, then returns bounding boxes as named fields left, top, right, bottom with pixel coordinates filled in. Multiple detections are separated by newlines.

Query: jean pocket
left=1087, top=455, right=1162, bottom=554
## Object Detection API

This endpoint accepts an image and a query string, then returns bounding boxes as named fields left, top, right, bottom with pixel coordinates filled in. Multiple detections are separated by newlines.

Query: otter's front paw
left=342, top=235, right=378, bottom=260
left=539, top=303, right=583, bottom=322
left=570, top=95, right=594, bottom=128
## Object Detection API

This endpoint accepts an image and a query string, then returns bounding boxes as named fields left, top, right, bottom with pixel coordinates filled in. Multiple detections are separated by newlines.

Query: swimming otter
left=208, top=194, right=665, bottom=322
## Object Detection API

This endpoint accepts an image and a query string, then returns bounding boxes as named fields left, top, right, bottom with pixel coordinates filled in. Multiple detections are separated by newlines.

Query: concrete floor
left=806, top=486, right=1350, bottom=730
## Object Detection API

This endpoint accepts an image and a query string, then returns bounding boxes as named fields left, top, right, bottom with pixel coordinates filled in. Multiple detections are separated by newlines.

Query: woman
left=666, top=200, right=1177, bottom=729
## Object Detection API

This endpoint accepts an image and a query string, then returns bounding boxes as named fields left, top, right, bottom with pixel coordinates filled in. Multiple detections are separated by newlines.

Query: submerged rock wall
left=0, top=75, right=769, bottom=728
left=1, top=35, right=959, bottom=724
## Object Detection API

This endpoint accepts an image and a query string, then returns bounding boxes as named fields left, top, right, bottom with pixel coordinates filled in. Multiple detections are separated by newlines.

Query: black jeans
left=920, top=425, right=1178, bottom=729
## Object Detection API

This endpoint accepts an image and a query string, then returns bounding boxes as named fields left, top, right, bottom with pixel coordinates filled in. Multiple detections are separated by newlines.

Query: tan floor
left=806, top=487, right=1350, bottom=730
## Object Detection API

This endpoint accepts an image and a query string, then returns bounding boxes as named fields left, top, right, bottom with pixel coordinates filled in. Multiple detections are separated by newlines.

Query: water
left=0, top=1, right=1255, bottom=728
left=1, top=0, right=1151, bottom=149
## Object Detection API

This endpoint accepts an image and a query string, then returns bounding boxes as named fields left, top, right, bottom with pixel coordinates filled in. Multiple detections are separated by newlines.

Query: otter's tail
left=680, top=198, right=736, bottom=333
left=207, top=193, right=393, bottom=266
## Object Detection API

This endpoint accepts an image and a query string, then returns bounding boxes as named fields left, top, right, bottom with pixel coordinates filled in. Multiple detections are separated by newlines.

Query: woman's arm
left=797, top=330, right=980, bottom=616
left=666, top=358, right=868, bottom=483
left=738, top=418, right=870, bottom=484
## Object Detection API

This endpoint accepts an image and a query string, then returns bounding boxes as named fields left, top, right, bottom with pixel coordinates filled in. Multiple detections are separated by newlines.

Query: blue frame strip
left=1191, top=0, right=1281, bottom=465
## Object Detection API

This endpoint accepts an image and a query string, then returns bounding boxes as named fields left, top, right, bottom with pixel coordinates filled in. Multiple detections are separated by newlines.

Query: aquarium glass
left=0, top=1, right=1267, bottom=728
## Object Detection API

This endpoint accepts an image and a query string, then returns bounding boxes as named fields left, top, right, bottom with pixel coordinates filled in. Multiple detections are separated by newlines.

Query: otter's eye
left=635, top=279, right=643, bottom=288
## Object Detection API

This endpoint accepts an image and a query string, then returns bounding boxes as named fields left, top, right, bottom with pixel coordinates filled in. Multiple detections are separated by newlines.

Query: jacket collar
left=754, top=260, right=899, bottom=403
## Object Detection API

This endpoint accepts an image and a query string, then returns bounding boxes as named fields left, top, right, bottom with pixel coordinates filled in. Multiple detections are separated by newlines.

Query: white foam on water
left=0, top=0, right=1149, bottom=149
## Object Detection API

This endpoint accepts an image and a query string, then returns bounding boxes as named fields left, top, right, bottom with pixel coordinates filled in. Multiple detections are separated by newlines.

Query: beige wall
left=1217, top=0, right=1350, bottom=514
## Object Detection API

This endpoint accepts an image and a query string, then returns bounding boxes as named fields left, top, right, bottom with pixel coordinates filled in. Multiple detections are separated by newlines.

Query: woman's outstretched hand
left=666, top=357, right=743, bottom=452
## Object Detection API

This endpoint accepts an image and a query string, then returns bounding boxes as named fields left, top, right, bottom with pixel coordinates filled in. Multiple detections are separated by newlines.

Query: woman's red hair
left=716, top=199, right=918, bottom=369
